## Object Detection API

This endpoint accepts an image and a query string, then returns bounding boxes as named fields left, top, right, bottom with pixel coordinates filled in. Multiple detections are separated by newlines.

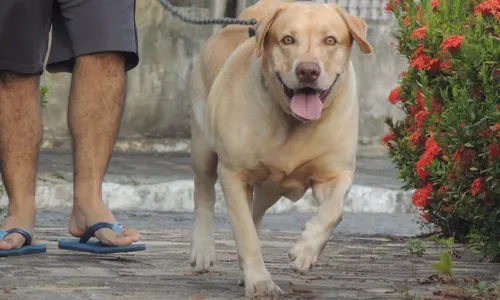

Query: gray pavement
left=1, top=229, right=499, bottom=300
left=1, top=151, right=498, bottom=300
left=32, top=210, right=428, bottom=236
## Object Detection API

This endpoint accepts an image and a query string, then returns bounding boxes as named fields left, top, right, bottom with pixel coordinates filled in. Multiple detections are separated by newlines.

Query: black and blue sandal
left=58, top=222, right=146, bottom=254
left=0, top=228, right=47, bottom=257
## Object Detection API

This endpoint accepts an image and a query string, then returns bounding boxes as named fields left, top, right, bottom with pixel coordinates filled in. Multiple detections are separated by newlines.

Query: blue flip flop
left=58, top=222, right=146, bottom=254
left=0, top=229, right=47, bottom=257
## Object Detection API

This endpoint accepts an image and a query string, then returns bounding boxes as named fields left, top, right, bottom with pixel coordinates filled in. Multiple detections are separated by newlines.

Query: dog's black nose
left=296, top=62, right=320, bottom=83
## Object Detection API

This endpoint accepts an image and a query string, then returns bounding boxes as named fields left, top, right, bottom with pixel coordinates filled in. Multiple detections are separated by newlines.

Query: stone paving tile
left=1, top=229, right=498, bottom=300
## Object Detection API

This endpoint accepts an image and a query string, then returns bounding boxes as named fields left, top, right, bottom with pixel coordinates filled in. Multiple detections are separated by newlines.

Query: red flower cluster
left=471, top=88, right=483, bottom=97
left=453, top=146, right=476, bottom=171
left=388, top=86, right=402, bottom=104
left=414, top=110, right=431, bottom=128
left=412, top=183, right=433, bottom=208
left=382, top=130, right=397, bottom=147
left=438, top=185, right=449, bottom=193
left=431, top=0, right=441, bottom=11
left=410, top=27, right=427, bottom=40
left=411, top=46, right=425, bottom=60
left=493, top=123, right=500, bottom=138
left=479, top=125, right=491, bottom=138
left=440, top=35, right=465, bottom=53
left=440, top=59, right=452, bottom=73
left=409, top=44, right=448, bottom=74
left=487, top=144, right=500, bottom=161
left=409, top=129, right=422, bottom=146
left=431, top=98, right=443, bottom=113
left=416, top=137, right=442, bottom=180
left=474, top=0, right=500, bottom=21
left=403, top=16, right=411, bottom=26
left=410, top=55, right=441, bottom=72
left=385, top=0, right=399, bottom=12
left=420, top=210, right=431, bottom=224
left=471, top=178, right=486, bottom=196
left=414, top=91, right=443, bottom=114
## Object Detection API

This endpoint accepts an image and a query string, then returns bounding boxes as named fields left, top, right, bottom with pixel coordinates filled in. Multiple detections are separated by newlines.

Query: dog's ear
left=255, top=7, right=284, bottom=57
left=333, top=5, right=373, bottom=54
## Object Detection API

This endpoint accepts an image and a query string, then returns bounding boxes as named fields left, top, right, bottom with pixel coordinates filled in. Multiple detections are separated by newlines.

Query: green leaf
left=432, top=251, right=453, bottom=276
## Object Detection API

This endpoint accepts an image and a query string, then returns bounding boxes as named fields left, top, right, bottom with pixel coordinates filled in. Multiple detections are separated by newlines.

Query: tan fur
left=189, top=1, right=373, bottom=298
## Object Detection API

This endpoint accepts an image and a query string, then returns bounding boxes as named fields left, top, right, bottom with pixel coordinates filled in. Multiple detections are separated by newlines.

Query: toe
left=121, top=228, right=141, bottom=242
left=94, top=227, right=140, bottom=246
left=0, top=233, right=26, bottom=250
left=0, top=240, right=14, bottom=250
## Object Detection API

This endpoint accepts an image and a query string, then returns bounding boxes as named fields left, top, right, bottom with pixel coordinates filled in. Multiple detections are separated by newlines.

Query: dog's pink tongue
left=290, top=93, right=323, bottom=120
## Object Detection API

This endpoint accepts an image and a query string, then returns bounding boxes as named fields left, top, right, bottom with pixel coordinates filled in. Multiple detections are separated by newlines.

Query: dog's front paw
left=288, top=232, right=329, bottom=274
left=245, top=274, right=283, bottom=299
left=189, top=232, right=215, bottom=273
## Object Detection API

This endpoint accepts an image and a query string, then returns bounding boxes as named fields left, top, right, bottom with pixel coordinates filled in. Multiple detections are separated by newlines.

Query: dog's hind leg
left=189, top=122, right=218, bottom=273
left=189, top=61, right=218, bottom=273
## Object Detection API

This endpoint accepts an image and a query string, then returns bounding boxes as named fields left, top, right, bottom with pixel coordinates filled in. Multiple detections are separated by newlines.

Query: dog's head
left=254, top=2, right=373, bottom=122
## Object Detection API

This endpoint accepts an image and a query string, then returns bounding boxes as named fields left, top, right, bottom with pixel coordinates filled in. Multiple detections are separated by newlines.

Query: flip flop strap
left=79, top=222, right=123, bottom=243
left=0, top=229, right=32, bottom=247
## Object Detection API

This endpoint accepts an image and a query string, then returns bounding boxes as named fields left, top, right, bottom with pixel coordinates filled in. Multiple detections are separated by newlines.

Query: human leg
left=47, top=0, right=140, bottom=246
left=0, top=0, right=52, bottom=252
left=0, top=73, right=42, bottom=251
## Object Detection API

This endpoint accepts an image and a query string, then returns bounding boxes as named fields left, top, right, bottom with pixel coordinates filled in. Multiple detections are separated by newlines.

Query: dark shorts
left=0, top=0, right=139, bottom=74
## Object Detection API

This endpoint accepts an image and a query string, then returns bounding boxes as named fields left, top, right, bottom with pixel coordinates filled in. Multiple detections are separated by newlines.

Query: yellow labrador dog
left=189, top=0, right=373, bottom=298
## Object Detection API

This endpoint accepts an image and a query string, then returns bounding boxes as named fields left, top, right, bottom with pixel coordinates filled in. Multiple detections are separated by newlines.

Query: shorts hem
left=46, top=46, right=139, bottom=74
left=0, top=61, right=44, bottom=75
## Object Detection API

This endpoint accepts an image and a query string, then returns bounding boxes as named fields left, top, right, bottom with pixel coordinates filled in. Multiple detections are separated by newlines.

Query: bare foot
left=69, top=202, right=140, bottom=246
left=0, top=213, right=36, bottom=250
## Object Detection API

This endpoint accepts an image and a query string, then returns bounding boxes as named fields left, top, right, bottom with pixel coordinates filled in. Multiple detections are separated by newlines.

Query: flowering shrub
left=384, top=0, right=500, bottom=261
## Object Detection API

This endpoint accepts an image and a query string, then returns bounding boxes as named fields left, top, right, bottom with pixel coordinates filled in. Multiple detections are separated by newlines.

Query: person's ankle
left=71, top=198, right=108, bottom=215
left=7, top=201, right=37, bottom=219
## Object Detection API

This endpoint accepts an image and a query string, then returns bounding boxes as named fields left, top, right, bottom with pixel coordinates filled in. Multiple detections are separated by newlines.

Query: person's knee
left=76, top=52, right=126, bottom=72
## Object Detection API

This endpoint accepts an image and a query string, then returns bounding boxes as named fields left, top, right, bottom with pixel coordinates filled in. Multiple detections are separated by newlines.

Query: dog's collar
left=248, top=27, right=256, bottom=38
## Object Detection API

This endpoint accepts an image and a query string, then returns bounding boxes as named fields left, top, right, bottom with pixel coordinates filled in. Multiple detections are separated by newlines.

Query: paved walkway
left=1, top=229, right=498, bottom=300
left=1, top=151, right=499, bottom=299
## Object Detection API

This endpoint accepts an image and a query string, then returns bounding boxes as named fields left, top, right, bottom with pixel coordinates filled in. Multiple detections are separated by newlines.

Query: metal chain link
left=158, top=0, right=257, bottom=25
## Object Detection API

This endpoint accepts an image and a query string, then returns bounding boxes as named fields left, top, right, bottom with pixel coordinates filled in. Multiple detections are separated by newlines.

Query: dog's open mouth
left=277, top=74, right=339, bottom=121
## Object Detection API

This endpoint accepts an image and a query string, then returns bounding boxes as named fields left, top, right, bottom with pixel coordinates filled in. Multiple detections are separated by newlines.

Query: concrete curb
left=1, top=179, right=414, bottom=214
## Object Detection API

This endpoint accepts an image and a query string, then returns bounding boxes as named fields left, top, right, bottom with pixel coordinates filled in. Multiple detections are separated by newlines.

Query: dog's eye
left=325, top=36, right=337, bottom=45
left=282, top=36, right=294, bottom=45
